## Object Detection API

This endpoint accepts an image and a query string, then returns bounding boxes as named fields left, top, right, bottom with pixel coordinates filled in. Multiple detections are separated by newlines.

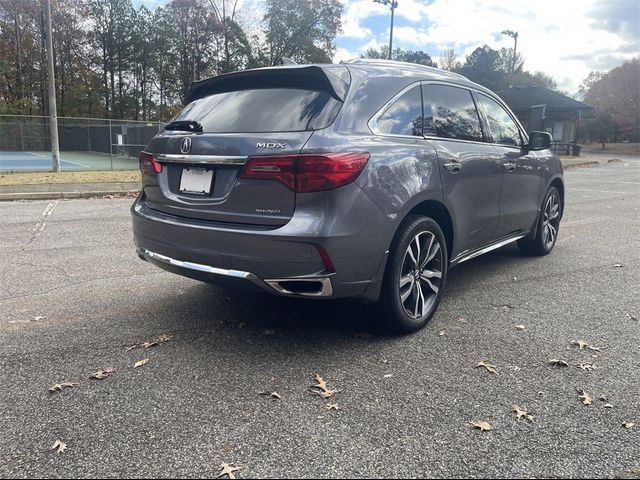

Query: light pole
left=45, top=0, right=60, bottom=172
left=374, top=0, right=398, bottom=60
left=501, top=29, right=519, bottom=86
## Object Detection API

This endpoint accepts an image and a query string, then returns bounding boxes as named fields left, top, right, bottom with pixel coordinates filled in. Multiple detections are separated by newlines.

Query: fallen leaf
left=142, top=334, right=172, bottom=348
left=90, top=367, right=115, bottom=380
left=572, top=340, right=601, bottom=352
left=438, top=330, right=446, bottom=337
left=33, top=316, right=45, bottom=321
left=218, top=463, right=242, bottom=479
left=549, top=359, right=570, bottom=367
left=515, top=325, right=526, bottom=330
left=457, top=317, right=466, bottom=323
left=380, top=358, right=389, bottom=364
left=51, top=440, right=67, bottom=454
left=49, top=382, right=79, bottom=393
left=623, top=422, right=635, bottom=429
left=604, top=403, right=614, bottom=409
left=259, top=391, right=281, bottom=400
left=599, top=395, right=608, bottom=402
left=470, top=420, right=492, bottom=431
left=127, top=334, right=172, bottom=351
left=512, top=404, right=535, bottom=423
left=626, top=313, right=637, bottom=321
left=326, top=403, right=340, bottom=411
left=475, top=360, right=498, bottom=375
left=578, top=363, right=597, bottom=371
left=134, top=358, right=149, bottom=368
left=262, top=330, right=276, bottom=336
left=310, top=374, right=339, bottom=399
left=613, top=263, right=624, bottom=268
left=383, top=374, right=393, bottom=378
left=579, top=390, right=592, bottom=405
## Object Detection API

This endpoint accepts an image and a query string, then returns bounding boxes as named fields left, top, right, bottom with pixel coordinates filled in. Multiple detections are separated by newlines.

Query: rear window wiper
left=164, top=120, right=203, bottom=133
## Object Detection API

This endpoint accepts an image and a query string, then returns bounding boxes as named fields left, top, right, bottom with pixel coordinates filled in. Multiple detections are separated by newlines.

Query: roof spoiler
left=185, top=65, right=350, bottom=104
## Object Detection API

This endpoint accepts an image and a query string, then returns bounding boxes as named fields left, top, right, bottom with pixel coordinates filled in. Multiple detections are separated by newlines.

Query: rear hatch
left=141, top=65, right=350, bottom=227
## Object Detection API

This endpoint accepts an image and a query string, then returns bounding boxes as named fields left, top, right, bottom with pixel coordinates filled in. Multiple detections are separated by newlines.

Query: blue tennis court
left=0, top=151, right=90, bottom=171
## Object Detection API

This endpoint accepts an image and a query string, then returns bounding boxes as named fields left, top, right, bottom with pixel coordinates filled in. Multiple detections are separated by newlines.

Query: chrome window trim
left=154, top=153, right=248, bottom=165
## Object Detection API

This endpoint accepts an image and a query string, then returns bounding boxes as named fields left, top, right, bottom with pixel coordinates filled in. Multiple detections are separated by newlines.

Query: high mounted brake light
left=240, top=152, right=370, bottom=193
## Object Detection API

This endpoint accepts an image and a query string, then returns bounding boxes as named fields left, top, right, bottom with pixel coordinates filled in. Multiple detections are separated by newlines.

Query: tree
left=361, top=47, right=436, bottom=67
left=439, top=48, right=460, bottom=71
left=262, top=0, right=342, bottom=65
left=579, top=57, right=640, bottom=143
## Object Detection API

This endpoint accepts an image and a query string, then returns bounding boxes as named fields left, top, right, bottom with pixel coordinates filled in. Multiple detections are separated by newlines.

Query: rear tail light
left=240, top=152, right=369, bottom=193
left=139, top=151, right=162, bottom=175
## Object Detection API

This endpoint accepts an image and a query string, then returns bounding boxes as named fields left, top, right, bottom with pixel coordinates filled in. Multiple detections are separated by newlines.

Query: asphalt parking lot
left=1, top=159, right=638, bottom=478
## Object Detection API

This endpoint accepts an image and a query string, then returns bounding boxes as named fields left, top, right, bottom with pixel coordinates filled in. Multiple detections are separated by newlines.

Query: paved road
left=1, top=159, right=639, bottom=478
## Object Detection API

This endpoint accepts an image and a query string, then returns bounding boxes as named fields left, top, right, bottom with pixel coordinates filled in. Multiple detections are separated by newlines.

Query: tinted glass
left=425, top=85, right=483, bottom=142
left=478, top=94, right=522, bottom=147
left=172, top=88, right=342, bottom=133
left=376, top=85, right=423, bottom=136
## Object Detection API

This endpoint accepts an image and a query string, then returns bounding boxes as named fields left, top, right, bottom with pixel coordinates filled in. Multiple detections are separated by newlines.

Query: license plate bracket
left=179, top=167, right=214, bottom=195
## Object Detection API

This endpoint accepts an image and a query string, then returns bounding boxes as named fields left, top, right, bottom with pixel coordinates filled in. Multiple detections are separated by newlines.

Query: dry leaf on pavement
left=51, top=440, right=67, bottom=454
left=470, top=420, right=492, bottom=431
left=512, top=404, right=535, bottom=422
left=515, top=325, right=526, bottom=330
left=218, top=463, right=242, bottom=479
left=127, top=334, right=172, bottom=351
left=90, top=367, right=115, bottom=380
left=326, top=403, right=340, bottom=411
left=49, top=382, right=79, bottom=393
left=259, top=391, right=281, bottom=400
left=475, top=360, right=498, bottom=375
left=572, top=340, right=601, bottom=352
left=579, top=390, right=593, bottom=405
left=549, top=359, right=570, bottom=367
left=578, top=363, right=597, bottom=371
left=310, top=374, right=339, bottom=398
left=623, top=422, right=635, bottom=429
left=134, top=358, right=149, bottom=368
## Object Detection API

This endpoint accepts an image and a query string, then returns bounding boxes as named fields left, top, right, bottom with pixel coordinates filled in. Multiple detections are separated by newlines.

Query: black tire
left=518, top=186, right=562, bottom=256
left=380, top=214, right=448, bottom=333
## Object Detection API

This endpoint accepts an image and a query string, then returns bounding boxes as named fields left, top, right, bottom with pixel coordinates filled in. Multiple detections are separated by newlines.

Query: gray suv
left=132, top=59, right=563, bottom=332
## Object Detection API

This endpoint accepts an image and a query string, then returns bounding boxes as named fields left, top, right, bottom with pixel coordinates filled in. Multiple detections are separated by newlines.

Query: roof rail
left=344, top=58, right=468, bottom=80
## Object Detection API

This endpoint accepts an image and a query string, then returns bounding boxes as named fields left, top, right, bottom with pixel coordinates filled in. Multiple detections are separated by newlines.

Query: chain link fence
left=0, top=115, right=163, bottom=171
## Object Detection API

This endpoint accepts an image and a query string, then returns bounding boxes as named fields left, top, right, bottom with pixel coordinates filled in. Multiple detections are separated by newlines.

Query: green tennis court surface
left=0, top=151, right=138, bottom=172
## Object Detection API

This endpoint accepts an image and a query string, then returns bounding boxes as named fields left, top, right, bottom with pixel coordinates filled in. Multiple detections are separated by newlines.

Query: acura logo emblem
left=180, top=137, right=192, bottom=154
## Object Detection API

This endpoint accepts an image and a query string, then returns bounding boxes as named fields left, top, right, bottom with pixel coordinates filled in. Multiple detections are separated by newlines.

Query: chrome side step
left=450, top=233, right=528, bottom=266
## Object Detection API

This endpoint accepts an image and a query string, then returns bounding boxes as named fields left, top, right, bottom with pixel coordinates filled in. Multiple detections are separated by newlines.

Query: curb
left=0, top=189, right=140, bottom=202
left=562, top=161, right=600, bottom=169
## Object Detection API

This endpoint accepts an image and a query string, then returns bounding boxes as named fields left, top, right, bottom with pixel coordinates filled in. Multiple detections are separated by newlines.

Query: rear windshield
left=171, top=88, right=342, bottom=133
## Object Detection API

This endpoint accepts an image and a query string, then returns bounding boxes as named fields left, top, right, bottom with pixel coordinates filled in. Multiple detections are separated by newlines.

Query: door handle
left=504, top=162, right=516, bottom=172
left=443, top=161, right=462, bottom=173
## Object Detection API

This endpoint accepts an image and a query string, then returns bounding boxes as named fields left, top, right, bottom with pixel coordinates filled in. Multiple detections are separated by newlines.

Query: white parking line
left=27, top=200, right=58, bottom=243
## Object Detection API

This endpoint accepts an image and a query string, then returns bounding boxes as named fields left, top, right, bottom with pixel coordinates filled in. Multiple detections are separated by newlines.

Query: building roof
left=498, top=85, right=596, bottom=116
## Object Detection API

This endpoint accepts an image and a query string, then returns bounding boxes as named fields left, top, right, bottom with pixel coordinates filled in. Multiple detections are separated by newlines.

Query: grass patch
left=0, top=170, right=140, bottom=186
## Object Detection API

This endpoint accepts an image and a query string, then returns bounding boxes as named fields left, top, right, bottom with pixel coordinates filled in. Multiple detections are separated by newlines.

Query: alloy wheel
left=542, top=193, right=560, bottom=249
left=399, top=231, right=444, bottom=319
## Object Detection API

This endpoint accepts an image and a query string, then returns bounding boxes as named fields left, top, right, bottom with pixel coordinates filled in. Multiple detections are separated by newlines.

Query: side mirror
left=527, top=131, right=552, bottom=151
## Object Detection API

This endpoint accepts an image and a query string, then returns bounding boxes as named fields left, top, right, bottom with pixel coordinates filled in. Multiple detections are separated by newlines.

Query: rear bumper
left=131, top=187, right=395, bottom=300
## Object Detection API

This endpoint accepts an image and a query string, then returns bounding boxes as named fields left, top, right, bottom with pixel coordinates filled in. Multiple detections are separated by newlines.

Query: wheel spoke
left=425, top=241, right=440, bottom=266
left=420, top=276, right=439, bottom=294
left=400, top=273, right=414, bottom=288
left=401, top=285, right=413, bottom=303
left=412, top=236, right=421, bottom=268
left=421, top=269, right=442, bottom=280
left=420, top=234, right=434, bottom=268
left=548, top=223, right=557, bottom=244
left=413, top=284, right=421, bottom=317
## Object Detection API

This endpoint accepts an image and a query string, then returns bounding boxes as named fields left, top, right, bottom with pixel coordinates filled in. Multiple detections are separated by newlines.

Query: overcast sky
left=138, top=0, right=640, bottom=93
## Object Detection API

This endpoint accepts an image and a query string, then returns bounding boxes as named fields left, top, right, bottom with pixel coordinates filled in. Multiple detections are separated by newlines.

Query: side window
left=424, top=84, right=484, bottom=142
left=477, top=94, right=522, bottom=147
left=376, top=85, right=423, bottom=137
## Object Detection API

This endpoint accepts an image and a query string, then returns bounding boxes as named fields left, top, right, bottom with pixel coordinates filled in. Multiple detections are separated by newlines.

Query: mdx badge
left=256, top=142, right=287, bottom=149
left=180, top=137, right=192, bottom=154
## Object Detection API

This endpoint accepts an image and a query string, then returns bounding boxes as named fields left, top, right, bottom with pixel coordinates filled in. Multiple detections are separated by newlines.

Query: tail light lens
left=240, top=152, right=369, bottom=193
left=139, top=151, right=162, bottom=175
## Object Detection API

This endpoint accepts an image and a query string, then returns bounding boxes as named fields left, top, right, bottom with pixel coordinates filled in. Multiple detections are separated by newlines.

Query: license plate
left=179, top=167, right=214, bottom=194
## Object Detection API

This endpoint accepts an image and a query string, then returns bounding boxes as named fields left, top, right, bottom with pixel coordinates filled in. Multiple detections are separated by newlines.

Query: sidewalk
left=0, top=181, right=140, bottom=201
